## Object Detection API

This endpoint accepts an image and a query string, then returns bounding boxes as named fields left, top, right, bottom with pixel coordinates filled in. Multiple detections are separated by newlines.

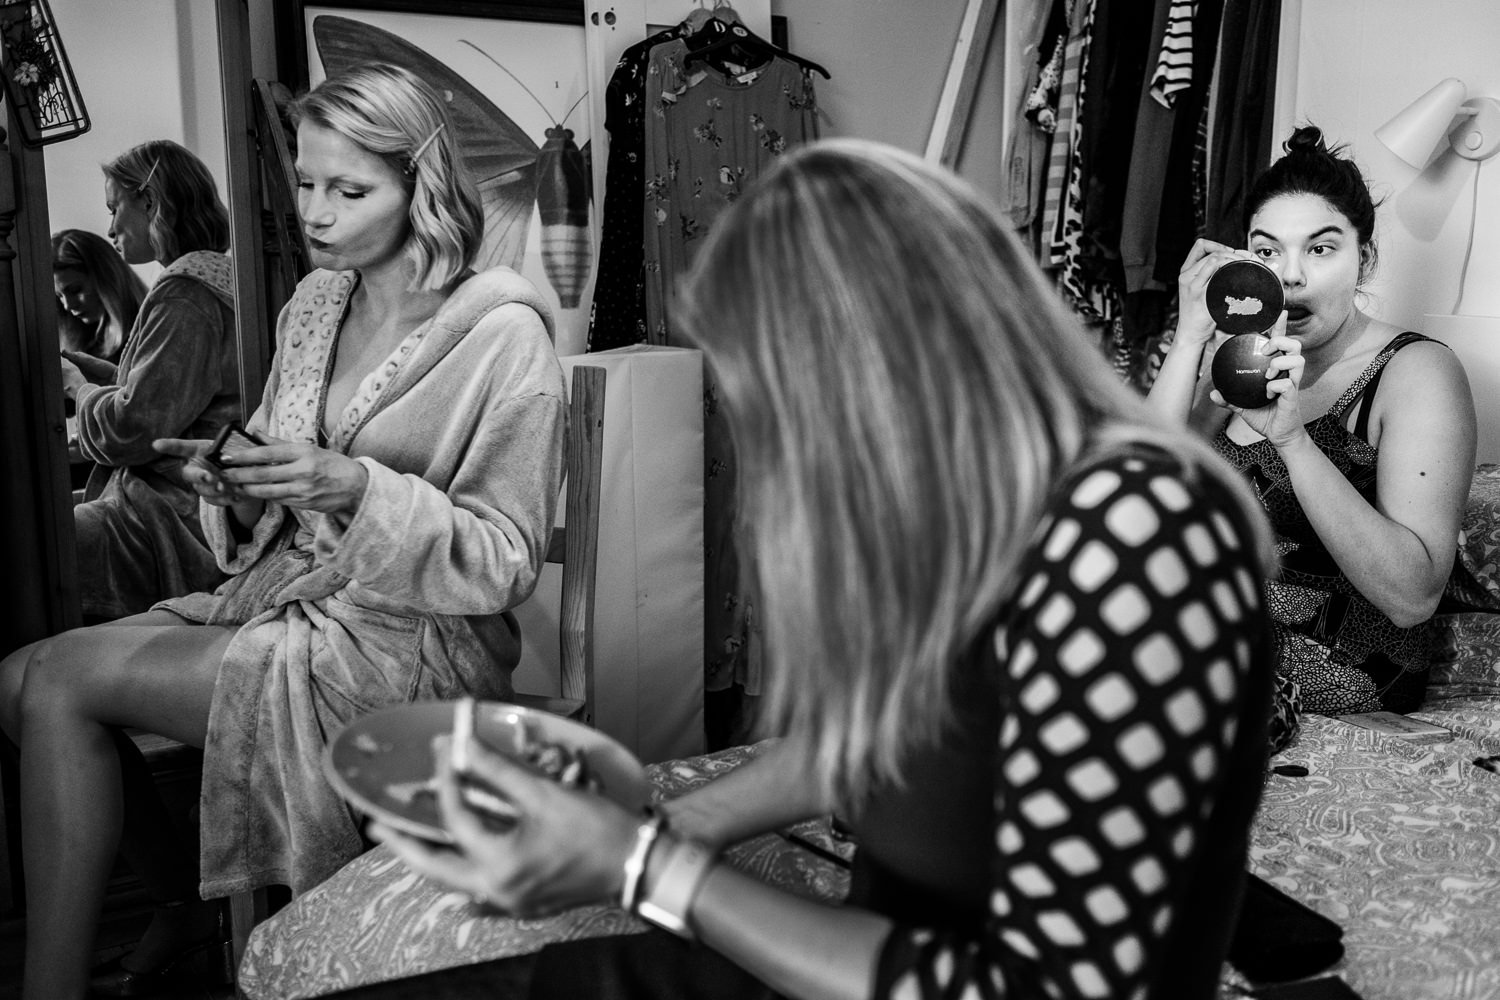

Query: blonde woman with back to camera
left=360, top=139, right=1279, bottom=1000
left=0, top=62, right=565, bottom=1000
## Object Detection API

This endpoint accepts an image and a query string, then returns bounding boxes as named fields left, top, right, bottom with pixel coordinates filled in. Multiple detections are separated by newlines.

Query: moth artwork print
left=306, top=8, right=595, bottom=347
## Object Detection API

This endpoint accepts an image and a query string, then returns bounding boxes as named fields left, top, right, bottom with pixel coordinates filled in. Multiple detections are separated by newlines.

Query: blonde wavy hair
left=292, top=62, right=484, bottom=291
left=102, top=140, right=229, bottom=264
left=677, top=139, right=1273, bottom=805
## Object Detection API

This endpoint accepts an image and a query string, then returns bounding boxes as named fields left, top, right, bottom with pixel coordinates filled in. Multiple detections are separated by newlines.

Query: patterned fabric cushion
left=1446, top=465, right=1500, bottom=612
left=238, top=742, right=852, bottom=1000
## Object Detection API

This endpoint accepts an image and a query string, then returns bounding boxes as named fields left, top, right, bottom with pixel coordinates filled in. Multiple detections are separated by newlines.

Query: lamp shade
left=1376, top=77, right=1468, bottom=168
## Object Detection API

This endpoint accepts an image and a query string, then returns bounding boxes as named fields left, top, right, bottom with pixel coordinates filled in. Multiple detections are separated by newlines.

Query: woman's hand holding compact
left=1208, top=311, right=1307, bottom=447
left=370, top=733, right=642, bottom=919
left=1176, top=238, right=1262, bottom=349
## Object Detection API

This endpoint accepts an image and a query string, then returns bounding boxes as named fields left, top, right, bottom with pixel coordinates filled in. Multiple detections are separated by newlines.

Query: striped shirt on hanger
left=1150, top=0, right=1198, bottom=108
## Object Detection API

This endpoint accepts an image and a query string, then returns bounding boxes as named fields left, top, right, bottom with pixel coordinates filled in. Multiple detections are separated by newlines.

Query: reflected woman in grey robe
left=66, top=141, right=240, bottom=621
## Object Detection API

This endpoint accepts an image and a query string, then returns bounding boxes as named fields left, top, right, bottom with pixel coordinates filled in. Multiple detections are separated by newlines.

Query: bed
left=238, top=467, right=1500, bottom=1000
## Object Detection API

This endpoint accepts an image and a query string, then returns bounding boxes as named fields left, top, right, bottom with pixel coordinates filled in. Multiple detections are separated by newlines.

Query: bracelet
left=635, top=834, right=717, bottom=940
left=619, top=810, right=665, bottom=912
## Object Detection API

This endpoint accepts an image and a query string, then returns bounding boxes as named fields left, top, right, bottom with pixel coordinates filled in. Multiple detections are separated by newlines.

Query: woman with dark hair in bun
left=1149, top=124, right=1477, bottom=749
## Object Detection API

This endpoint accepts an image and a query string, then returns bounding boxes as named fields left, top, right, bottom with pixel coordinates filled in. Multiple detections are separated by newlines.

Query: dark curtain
left=1205, top=0, right=1283, bottom=243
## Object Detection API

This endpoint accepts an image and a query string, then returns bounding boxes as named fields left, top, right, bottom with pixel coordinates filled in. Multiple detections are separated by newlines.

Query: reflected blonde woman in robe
left=66, top=141, right=240, bottom=622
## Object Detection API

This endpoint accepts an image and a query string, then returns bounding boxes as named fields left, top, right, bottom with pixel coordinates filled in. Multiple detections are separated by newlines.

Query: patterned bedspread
left=241, top=615, right=1500, bottom=1000
left=238, top=741, right=852, bottom=999
left=1248, top=713, right=1500, bottom=999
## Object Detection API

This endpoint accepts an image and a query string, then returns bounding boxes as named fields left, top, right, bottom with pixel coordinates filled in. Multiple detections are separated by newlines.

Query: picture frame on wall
left=273, top=0, right=597, bottom=351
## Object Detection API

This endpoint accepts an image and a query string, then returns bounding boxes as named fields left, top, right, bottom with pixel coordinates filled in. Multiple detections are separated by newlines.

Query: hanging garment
left=1073, top=0, right=1158, bottom=299
left=1205, top=0, right=1282, bottom=243
left=1049, top=0, right=1121, bottom=324
left=641, top=40, right=819, bottom=341
left=1149, top=0, right=1198, bottom=107
left=586, top=21, right=701, bottom=352
left=1117, top=0, right=1181, bottom=294
left=1151, top=0, right=1225, bottom=291
left=1001, top=0, right=1067, bottom=236
left=1023, top=0, right=1070, bottom=135
left=641, top=39, right=819, bottom=694
left=1039, top=0, right=1087, bottom=269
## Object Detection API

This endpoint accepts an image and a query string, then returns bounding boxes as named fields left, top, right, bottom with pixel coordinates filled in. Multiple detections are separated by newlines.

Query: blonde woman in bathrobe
left=0, top=62, right=566, bottom=1000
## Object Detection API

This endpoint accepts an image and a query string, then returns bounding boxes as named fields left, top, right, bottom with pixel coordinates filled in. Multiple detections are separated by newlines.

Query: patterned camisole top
left=1211, top=331, right=1438, bottom=715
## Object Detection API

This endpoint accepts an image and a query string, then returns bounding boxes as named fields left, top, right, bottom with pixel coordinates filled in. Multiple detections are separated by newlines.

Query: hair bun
left=1285, top=125, right=1328, bottom=157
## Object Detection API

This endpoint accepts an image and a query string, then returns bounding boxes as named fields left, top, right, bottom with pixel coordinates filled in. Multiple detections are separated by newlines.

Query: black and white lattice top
left=866, top=446, right=1271, bottom=1000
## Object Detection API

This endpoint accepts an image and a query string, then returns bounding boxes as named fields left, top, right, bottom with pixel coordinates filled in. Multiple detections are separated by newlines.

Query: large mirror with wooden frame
left=0, top=0, right=266, bottom=921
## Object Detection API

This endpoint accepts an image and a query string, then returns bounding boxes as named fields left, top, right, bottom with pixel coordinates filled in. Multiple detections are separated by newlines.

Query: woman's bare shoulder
left=1380, top=329, right=1471, bottom=393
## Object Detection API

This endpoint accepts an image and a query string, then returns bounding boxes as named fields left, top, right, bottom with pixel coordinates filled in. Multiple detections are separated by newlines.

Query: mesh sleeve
left=874, top=451, right=1265, bottom=999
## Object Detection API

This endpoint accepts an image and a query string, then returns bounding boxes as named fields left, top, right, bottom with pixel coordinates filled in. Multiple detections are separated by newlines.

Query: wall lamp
left=1376, top=79, right=1500, bottom=312
left=1376, top=78, right=1500, bottom=167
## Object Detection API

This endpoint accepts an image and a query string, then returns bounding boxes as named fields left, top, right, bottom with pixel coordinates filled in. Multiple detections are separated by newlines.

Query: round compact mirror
left=1206, top=258, right=1284, bottom=336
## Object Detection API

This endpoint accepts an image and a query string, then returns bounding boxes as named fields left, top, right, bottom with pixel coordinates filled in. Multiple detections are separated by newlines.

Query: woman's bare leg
left=0, top=612, right=234, bottom=1000
left=107, top=725, right=225, bottom=973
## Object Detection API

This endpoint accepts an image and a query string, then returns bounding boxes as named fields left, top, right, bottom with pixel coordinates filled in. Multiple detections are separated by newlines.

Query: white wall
left=43, top=0, right=228, bottom=284
left=40, top=0, right=1009, bottom=271
left=769, top=0, right=1009, bottom=198
left=1279, top=0, right=1500, bottom=326
left=1278, top=0, right=1500, bottom=459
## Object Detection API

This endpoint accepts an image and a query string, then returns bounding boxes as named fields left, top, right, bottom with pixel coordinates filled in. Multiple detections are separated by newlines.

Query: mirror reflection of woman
left=53, top=227, right=150, bottom=489
left=67, top=140, right=240, bottom=622
left=52, top=227, right=147, bottom=367
left=0, top=64, right=565, bottom=1000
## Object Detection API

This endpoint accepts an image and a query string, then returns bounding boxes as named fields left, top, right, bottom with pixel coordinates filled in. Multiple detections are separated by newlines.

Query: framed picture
left=274, top=0, right=597, bottom=352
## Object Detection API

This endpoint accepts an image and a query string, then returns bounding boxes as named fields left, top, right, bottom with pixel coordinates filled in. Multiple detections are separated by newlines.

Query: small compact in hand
left=1211, top=333, right=1279, bottom=409
left=203, top=420, right=266, bottom=469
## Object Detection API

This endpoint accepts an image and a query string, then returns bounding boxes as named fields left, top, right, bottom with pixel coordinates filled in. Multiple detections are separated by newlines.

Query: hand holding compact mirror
left=1207, top=259, right=1285, bottom=409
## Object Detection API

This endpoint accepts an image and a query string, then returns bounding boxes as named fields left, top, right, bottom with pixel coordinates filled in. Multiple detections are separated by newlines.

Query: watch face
left=1206, top=259, right=1284, bottom=335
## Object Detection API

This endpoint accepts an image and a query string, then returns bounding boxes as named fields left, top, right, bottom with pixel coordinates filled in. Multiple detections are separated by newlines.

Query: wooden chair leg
left=229, top=887, right=272, bottom=976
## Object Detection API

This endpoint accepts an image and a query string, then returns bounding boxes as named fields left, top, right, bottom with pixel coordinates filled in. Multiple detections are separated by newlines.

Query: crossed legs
left=0, top=611, right=235, bottom=1000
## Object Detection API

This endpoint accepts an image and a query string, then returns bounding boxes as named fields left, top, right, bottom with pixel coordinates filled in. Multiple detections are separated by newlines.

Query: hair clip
left=404, top=122, right=446, bottom=176
left=137, top=158, right=160, bottom=195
